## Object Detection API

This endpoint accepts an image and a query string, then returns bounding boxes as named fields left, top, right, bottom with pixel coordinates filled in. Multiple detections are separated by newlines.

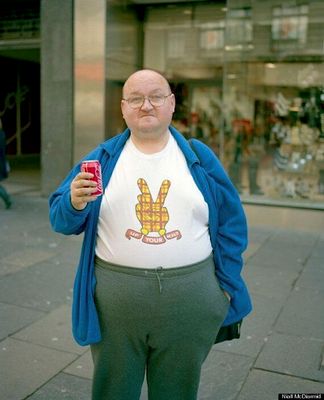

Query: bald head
left=122, top=69, right=171, bottom=98
left=120, top=69, right=175, bottom=149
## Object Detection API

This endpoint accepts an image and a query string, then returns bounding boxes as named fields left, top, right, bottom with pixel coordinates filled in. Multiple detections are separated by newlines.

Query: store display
left=253, top=88, right=324, bottom=201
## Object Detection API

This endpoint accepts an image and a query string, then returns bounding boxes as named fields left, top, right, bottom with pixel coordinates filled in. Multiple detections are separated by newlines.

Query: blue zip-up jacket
left=49, top=126, right=252, bottom=346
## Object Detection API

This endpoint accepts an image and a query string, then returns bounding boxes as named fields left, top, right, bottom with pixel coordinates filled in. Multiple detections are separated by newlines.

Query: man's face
left=121, top=70, right=175, bottom=138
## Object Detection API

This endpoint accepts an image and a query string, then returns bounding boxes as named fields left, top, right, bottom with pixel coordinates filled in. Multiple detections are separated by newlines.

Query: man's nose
left=141, top=97, right=154, bottom=110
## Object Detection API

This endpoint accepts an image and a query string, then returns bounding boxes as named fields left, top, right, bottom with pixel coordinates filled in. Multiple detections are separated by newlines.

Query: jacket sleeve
left=49, top=145, right=107, bottom=235
left=193, top=140, right=248, bottom=298
left=49, top=164, right=92, bottom=235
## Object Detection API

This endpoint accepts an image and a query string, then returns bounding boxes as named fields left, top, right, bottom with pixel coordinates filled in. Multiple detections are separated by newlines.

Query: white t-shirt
left=95, top=133, right=212, bottom=268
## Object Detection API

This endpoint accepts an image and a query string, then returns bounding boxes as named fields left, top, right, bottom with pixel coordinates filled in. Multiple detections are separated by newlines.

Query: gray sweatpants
left=91, top=254, right=229, bottom=400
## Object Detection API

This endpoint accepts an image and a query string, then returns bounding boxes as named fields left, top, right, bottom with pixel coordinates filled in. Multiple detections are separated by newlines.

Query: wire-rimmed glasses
left=122, top=93, right=173, bottom=109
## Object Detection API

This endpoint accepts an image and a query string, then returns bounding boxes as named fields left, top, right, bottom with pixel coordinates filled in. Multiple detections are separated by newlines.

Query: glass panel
left=144, top=2, right=226, bottom=152
left=224, top=0, right=324, bottom=205
left=106, top=2, right=141, bottom=80
left=104, top=0, right=324, bottom=207
left=0, top=4, right=40, bottom=40
left=105, top=1, right=142, bottom=137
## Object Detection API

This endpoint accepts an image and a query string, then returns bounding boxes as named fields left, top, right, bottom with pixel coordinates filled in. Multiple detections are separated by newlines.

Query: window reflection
left=105, top=0, right=324, bottom=205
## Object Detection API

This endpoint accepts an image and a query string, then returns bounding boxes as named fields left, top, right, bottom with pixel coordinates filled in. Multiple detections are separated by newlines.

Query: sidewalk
left=1, top=173, right=324, bottom=400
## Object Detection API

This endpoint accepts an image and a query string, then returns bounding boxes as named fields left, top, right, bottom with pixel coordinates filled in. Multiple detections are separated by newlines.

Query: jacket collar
left=100, top=128, right=130, bottom=157
left=169, top=125, right=200, bottom=166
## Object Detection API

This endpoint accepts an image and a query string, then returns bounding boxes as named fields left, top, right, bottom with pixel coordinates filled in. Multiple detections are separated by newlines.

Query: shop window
left=106, top=3, right=141, bottom=80
left=0, top=7, right=40, bottom=40
left=200, top=21, right=225, bottom=56
left=167, top=31, right=186, bottom=58
left=225, top=8, right=253, bottom=51
left=268, top=87, right=324, bottom=200
left=104, top=0, right=324, bottom=207
left=144, top=3, right=226, bottom=72
left=271, top=4, right=308, bottom=51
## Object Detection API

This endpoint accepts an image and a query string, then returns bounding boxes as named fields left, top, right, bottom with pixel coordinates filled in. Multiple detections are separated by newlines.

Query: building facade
left=0, top=0, right=323, bottom=208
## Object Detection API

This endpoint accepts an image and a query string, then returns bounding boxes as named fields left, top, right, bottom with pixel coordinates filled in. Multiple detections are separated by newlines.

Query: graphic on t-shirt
left=125, top=178, right=182, bottom=245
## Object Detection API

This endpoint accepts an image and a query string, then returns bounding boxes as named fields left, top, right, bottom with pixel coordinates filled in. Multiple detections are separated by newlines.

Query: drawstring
left=155, top=267, right=163, bottom=293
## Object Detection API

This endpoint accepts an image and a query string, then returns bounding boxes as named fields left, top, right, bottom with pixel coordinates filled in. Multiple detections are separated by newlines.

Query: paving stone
left=247, top=226, right=274, bottom=244
left=244, top=241, right=263, bottom=261
left=27, top=224, right=82, bottom=251
left=13, top=304, right=85, bottom=355
left=275, top=287, right=324, bottom=340
left=0, top=302, right=45, bottom=340
left=1, top=216, right=79, bottom=256
left=0, top=337, right=77, bottom=400
left=0, top=248, right=55, bottom=276
left=0, top=260, right=26, bottom=278
left=311, top=238, right=324, bottom=258
left=296, top=257, right=324, bottom=291
left=243, top=262, right=298, bottom=301
left=2, top=225, right=53, bottom=246
left=255, top=333, right=324, bottom=382
left=26, top=372, right=91, bottom=400
left=238, top=369, right=324, bottom=400
left=248, top=241, right=311, bottom=270
left=64, top=349, right=93, bottom=379
left=0, top=239, right=24, bottom=260
left=65, top=359, right=150, bottom=400
left=270, top=229, right=318, bottom=247
left=198, top=349, right=253, bottom=400
left=0, top=258, right=75, bottom=312
left=4, top=182, right=40, bottom=196
left=50, top=244, right=82, bottom=266
left=215, top=292, right=283, bottom=358
left=1, top=213, right=47, bottom=236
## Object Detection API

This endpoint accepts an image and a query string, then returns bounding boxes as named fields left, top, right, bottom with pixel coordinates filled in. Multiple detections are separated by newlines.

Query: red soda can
left=81, top=160, right=103, bottom=196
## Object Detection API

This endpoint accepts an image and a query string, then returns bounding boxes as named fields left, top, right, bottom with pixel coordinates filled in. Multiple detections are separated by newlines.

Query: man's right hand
left=70, top=172, right=99, bottom=210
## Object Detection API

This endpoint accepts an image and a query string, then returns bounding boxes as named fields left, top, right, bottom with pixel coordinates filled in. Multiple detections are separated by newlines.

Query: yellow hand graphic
left=136, top=178, right=171, bottom=236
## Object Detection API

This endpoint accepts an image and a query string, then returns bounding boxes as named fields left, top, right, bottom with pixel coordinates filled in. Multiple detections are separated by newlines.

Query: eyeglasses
left=122, top=93, right=172, bottom=109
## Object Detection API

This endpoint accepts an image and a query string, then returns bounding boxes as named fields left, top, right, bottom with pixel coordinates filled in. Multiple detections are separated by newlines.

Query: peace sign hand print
left=125, top=178, right=181, bottom=244
left=136, top=178, right=171, bottom=236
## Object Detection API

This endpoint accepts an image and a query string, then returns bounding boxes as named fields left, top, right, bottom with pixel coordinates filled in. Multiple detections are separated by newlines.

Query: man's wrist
left=70, top=196, right=87, bottom=211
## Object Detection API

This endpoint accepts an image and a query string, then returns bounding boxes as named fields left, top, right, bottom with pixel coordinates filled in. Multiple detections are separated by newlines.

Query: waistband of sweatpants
left=94, top=254, right=214, bottom=278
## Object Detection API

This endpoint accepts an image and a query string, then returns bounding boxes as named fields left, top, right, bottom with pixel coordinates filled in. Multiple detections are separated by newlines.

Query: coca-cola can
left=81, top=160, right=103, bottom=196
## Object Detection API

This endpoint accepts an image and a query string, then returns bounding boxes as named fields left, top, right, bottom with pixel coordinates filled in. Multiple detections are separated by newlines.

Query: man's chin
left=138, top=121, right=159, bottom=132
left=140, top=116, right=156, bottom=123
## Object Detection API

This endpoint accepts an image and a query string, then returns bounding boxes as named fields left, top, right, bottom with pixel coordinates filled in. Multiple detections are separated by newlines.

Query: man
left=0, top=119, right=12, bottom=209
left=49, top=69, right=252, bottom=400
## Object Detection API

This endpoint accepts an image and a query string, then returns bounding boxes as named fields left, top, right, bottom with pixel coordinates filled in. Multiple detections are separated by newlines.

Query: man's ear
left=171, top=93, right=176, bottom=112
left=121, top=100, right=126, bottom=118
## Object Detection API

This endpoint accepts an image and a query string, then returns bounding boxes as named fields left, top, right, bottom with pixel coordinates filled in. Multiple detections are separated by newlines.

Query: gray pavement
left=1, top=174, right=324, bottom=400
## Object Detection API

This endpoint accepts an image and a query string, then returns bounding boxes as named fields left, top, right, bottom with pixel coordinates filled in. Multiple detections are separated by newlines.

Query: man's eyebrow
left=126, top=91, right=142, bottom=96
left=149, top=89, right=166, bottom=95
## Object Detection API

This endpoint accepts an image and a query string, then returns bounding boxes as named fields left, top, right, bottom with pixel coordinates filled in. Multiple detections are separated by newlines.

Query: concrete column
left=41, top=0, right=106, bottom=196
left=73, top=0, right=106, bottom=162
left=41, top=0, right=74, bottom=196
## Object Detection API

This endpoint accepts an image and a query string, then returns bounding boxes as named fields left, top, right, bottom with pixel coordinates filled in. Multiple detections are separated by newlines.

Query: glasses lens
left=126, top=94, right=169, bottom=109
left=128, top=97, right=144, bottom=108
left=149, top=95, right=165, bottom=107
